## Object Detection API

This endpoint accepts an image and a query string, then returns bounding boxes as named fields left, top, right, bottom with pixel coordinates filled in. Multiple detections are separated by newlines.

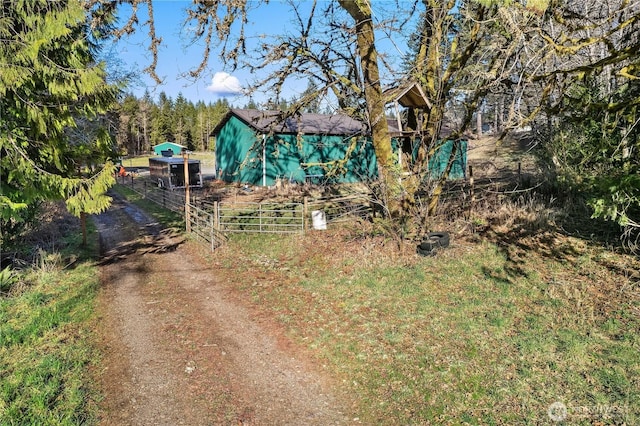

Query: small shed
left=212, top=109, right=377, bottom=186
left=152, top=142, right=186, bottom=157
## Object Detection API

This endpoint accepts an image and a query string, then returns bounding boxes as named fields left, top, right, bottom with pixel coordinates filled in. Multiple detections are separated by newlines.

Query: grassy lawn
left=211, top=230, right=639, bottom=424
left=0, top=220, right=102, bottom=425
left=6, top=188, right=635, bottom=424
left=110, top=184, right=184, bottom=230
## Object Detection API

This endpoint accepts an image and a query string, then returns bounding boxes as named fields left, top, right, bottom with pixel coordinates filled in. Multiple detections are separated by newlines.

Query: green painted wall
left=152, top=142, right=184, bottom=156
left=215, top=115, right=467, bottom=186
left=215, top=116, right=263, bottom=184
left=265, top=134, right=377, bottom=184
left=398, top=137, right=467, bottom=180
left=427, top=139, right=467, bottom=180
left=215, top=116, right=378, bottom=186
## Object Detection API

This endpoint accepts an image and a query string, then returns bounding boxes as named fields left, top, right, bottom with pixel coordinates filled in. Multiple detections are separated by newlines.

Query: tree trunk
left=338, top=1, right=396, bottom=208
left=81, top=211, right=87, bottom=247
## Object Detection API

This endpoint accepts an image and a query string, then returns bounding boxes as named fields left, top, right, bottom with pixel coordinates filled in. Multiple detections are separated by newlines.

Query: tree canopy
left=1, top=0, right=119, bottom=243
left=108, top=0, right=639, bottom=237
left=115, top=91, right=230, bottom=155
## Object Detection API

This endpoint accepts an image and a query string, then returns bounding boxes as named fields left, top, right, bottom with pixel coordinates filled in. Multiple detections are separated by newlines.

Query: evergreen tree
left=194, top=101, right=209, bottom=151
left=174, top=93, right=188, bottom=146
left=150, top=92, right=175, bottom=145
left=207, top=99, right=231, bottom=151
left=244, top=98, right=258, bottom=109
left=0, top=0, right=118, bottom=245
left=300, top=80, right=322, bottom=113
left=139, top=90, right=154, bottom=153
left=117, top=93, right=141, bottom=155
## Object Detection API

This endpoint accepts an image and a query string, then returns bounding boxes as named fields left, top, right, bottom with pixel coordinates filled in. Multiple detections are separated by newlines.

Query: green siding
left=216, top=116, right=378, bottom=186
left=265, top=134, right=377, bottom=185
left=216, top=116, right=263, bottom=184
left=215, top=115, right=467, bottom=186
left=397, top=138, right=467, bottom=180
left=427, top=139, right=467, bottom=180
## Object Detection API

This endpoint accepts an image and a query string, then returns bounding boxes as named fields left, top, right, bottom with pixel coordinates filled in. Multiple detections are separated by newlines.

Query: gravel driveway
left=92, top=194, right=352, bottom=425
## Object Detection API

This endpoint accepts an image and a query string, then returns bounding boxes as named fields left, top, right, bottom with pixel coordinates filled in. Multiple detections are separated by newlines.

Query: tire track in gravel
left=93, top=195, right=353, bottom=425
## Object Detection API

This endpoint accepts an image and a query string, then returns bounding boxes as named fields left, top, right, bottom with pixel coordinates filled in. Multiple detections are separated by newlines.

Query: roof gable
left=152, top=142, right=186, bottom=149
left=213, top=109, right=366, bottom=136
left=384, top=82, right=431, bottom=109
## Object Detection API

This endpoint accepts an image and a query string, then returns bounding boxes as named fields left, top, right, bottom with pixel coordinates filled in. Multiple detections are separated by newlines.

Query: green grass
left=111, top=184, right=184, bottom=230
left=0, top=226, right=101, bottom=425
left=215, top=233, right=639, bottom=425
left=95, top=189, right=640, bottom=424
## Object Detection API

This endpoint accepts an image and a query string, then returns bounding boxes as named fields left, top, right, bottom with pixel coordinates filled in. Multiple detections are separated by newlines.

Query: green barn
left=152, top=142, right=186, bottom=157
left=212, top=109, right=378, bottom=186
left=212, top=107, right=468, bottom=187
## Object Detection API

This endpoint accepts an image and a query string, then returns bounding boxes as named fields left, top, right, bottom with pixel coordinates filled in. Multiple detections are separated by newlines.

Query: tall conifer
left=0, top=0, right=118, bottom=244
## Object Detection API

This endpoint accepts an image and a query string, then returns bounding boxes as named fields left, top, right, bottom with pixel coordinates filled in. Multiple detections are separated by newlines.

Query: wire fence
left=119, top=177, right=227, bottom=250
left=307, top=195, right=372, bottom=224
left=116, top=177, right=361, bottom=251
left=116, top=162, right=533, bottom=252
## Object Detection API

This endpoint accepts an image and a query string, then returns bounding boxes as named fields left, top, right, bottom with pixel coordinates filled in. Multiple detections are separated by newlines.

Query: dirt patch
left=467, top=134, right=540, bottom=181
left=93, top=195, right=353, bottom=425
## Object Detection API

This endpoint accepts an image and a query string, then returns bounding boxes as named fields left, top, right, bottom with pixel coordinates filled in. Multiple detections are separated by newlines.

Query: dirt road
left=93, top=196, right=352, bottom=425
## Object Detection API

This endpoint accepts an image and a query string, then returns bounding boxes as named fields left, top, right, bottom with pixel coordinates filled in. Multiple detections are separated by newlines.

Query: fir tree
left=0, top=0, right=119, bottom=245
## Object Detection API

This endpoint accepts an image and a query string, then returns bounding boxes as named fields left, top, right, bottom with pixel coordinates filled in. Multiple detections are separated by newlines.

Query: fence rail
left=308, top=195, right=372, bottom=224
left=218, top=202, right=304, bottom=234
left=187, top=205, right=228, bottom=250
left=117, top=176, right=369, bottom=234
left=144, top=186, right=186, bottom=214
left=116, top=161, right=536, bottom=244
left=116, top=167, right=540, bottom=254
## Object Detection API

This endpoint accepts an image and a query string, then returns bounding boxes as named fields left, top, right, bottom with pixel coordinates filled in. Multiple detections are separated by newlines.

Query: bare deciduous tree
left=105, top=0, right=640, bottom=230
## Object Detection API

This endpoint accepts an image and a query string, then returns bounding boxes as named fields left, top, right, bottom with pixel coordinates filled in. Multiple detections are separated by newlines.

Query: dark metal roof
left=212, top=109, right=366, bottom=136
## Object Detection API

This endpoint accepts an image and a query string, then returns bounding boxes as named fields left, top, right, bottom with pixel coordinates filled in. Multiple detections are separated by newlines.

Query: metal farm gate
left=185, top=204, right=228, bottom=250
left=217, top=202, right=304, bottom=234
left=117, top=178, right=369, bottom=251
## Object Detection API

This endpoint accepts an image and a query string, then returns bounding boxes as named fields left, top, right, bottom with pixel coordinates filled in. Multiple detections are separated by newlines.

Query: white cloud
left=206, top=72, right=243, bottom=96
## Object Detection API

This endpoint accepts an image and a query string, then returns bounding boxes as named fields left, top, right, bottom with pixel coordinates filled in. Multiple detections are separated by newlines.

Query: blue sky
left=110, top=1, right=414, bottom=106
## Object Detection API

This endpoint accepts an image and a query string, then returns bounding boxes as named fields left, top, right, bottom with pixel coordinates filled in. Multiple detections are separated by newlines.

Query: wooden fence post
left=517, top=162, right=522, bottom=185
left=213, top=201, right=219, bottom=230
left=214, top=212, right=216, bottom=251
left=303, top=197, right=308, bottom=231
left=469, top=165, right=475, bottom=215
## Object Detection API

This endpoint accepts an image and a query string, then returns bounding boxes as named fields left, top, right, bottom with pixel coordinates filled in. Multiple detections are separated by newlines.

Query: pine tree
left=117, top=93, right=141, bottom=155
left=300, top=80, right=322, bottom=114
left=174, top=93, right=190, bottom=147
